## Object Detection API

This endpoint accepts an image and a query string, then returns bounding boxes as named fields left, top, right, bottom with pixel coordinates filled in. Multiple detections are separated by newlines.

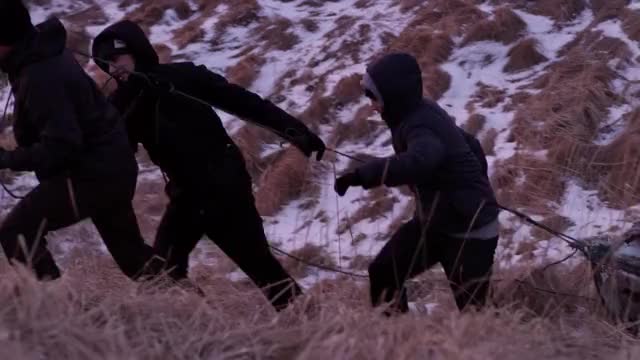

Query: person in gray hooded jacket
left=335, top=53, right=499, bottom=312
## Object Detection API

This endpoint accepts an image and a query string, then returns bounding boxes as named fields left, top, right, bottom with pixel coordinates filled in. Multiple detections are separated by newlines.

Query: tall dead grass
left=504, top=38, right=549, bottom=73
left=462, top=7, right=526, bottom=46
left=255, top=148, right=317, bottom=216
left=226, top=53, right=266, bottom=88
left=0, top=256, right=637, bottom=360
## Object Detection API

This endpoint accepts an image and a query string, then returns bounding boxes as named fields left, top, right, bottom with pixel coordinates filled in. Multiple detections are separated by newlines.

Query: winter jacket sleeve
left=356, top=121, right=445, bottom=189
left=188, top=65, right=314, bottom=140
left=0, top=72, right=82, bottom=173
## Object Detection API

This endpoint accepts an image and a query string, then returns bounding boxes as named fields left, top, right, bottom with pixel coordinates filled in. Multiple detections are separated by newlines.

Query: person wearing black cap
left=92, top=20, right=326, bottom=310
left=335, top=53, right=499, bottom=313
left=0, top=0, right=158, bottom=280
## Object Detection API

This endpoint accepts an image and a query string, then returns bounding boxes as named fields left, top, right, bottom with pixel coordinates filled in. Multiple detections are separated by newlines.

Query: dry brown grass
left=125, top=0, right=193, bottom=30
left=594, top=110, right=640, bottom=207
left=216, top=0, right=261, bottom=30
left=389, top=31, right=454, bottom=66
left=530, top=0, right=587, bottom=22
left=464, top=114, right=487, bottom=136
left=226, top=53, right=266, bottom=88
left=408, top=0, right=487, bottom=37
left=481, top=128, right=499, bottom=156
left=258, top=18, right=300, bottom=52
left=172, top=18, right=206, bottom=49
left=462, top=7, right=527, bottom=46
left=512, top=51, right=617, bottom=190
left=468, top=82, right=507, bottom=112
left=504, top=38, right=549, bottom=73
left=622, top=8, right=640, bottom=42
left=337, top=188, right=398, bottom=236
left=593, top=0, right=631, bottom=22
left=491, top=155, right=568, bottom=215
left=0, top=256, right=638, bottom=359
left=255, top=148, right=316, bottom=216
left=423, top=67, right=452, bottom=101
left=282, top=244, right=337, bottom=278
left=332, top=74, right=364, bottom=106
left=331, top=105, right=381, bottom=148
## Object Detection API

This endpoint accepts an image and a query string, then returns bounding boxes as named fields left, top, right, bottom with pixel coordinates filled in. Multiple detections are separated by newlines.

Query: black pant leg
left=91, top=202, right=157, bottom=280
left=439, top=236, right=498, bottom=311
left=153, top=196, right=205, bottom=279
left=0, top=177, right=92, bottom=279
left=368, top=218, right=441, bottom=312
left=205, top=190, right=302, bottom=311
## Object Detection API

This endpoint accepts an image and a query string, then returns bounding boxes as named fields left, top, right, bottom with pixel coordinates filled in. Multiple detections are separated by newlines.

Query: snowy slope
left=1, top=0, right=640, bottom=279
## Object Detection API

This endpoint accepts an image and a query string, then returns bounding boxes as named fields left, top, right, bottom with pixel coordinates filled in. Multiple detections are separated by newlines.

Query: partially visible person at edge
left=334, top=52, right=500, bottom=313
left=0, top=0, right=158, bottom=280
left=92, top=21, right=326, bottom=311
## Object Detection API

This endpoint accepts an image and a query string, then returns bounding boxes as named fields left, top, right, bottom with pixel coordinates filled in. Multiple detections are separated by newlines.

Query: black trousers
left=368, top=218, right=498, bottom=312
left=0, top=175, right=156, bottom=280
left=153, top=181, right=302, bottom=311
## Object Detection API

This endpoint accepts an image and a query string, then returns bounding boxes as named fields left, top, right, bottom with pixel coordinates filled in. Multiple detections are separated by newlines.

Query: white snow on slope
left=2, top=1, right=640, bottom=279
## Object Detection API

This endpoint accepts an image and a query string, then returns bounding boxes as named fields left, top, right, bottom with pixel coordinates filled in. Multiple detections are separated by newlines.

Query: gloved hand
left=334, top=172, right=361, bottom=197
left=288, top=129, right=326, bottom=161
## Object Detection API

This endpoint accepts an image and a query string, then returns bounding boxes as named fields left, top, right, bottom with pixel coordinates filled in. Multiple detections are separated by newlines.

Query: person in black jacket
left=0, top=1, right=156, bottom=280
left=335, top=53, right=500, bottom=312
left=92, top=21, right=326, bottom=310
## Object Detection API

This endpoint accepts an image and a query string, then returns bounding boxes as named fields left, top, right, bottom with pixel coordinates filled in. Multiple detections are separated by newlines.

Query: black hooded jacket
left=356, top=53, right=498, bottom=233
left=92, top=21, right=320, bottom=195
left=0, top=18, right=137, bottom=181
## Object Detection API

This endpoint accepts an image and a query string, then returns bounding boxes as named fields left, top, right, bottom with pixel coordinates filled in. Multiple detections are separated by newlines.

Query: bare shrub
left=464, top=114, right=487, bottom=136
left=462, top=7, right=526, bottom=46
left=504, top=38, right=549, bottom=73
left=255, top=148, right=316, bottom=216
left=226, top=53, right=265, bottom=88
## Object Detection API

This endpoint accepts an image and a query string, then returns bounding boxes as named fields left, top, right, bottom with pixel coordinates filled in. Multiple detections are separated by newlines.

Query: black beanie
left=0, top=0, right=35, bottom=46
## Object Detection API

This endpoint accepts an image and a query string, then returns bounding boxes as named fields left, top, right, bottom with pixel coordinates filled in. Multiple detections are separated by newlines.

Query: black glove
left=334, top=172, right=361, bottom=197
left=287, top=128, right=326, bottom=161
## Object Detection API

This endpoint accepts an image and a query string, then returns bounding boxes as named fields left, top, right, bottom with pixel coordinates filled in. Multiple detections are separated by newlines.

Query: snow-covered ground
left=1, top=0, right=640, bottom=283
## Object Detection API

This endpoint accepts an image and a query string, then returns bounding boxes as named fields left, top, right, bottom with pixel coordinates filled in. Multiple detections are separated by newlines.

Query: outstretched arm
left=356, top=123, right=445, bottom=189
left=187, top=65, right=325, bottom=159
